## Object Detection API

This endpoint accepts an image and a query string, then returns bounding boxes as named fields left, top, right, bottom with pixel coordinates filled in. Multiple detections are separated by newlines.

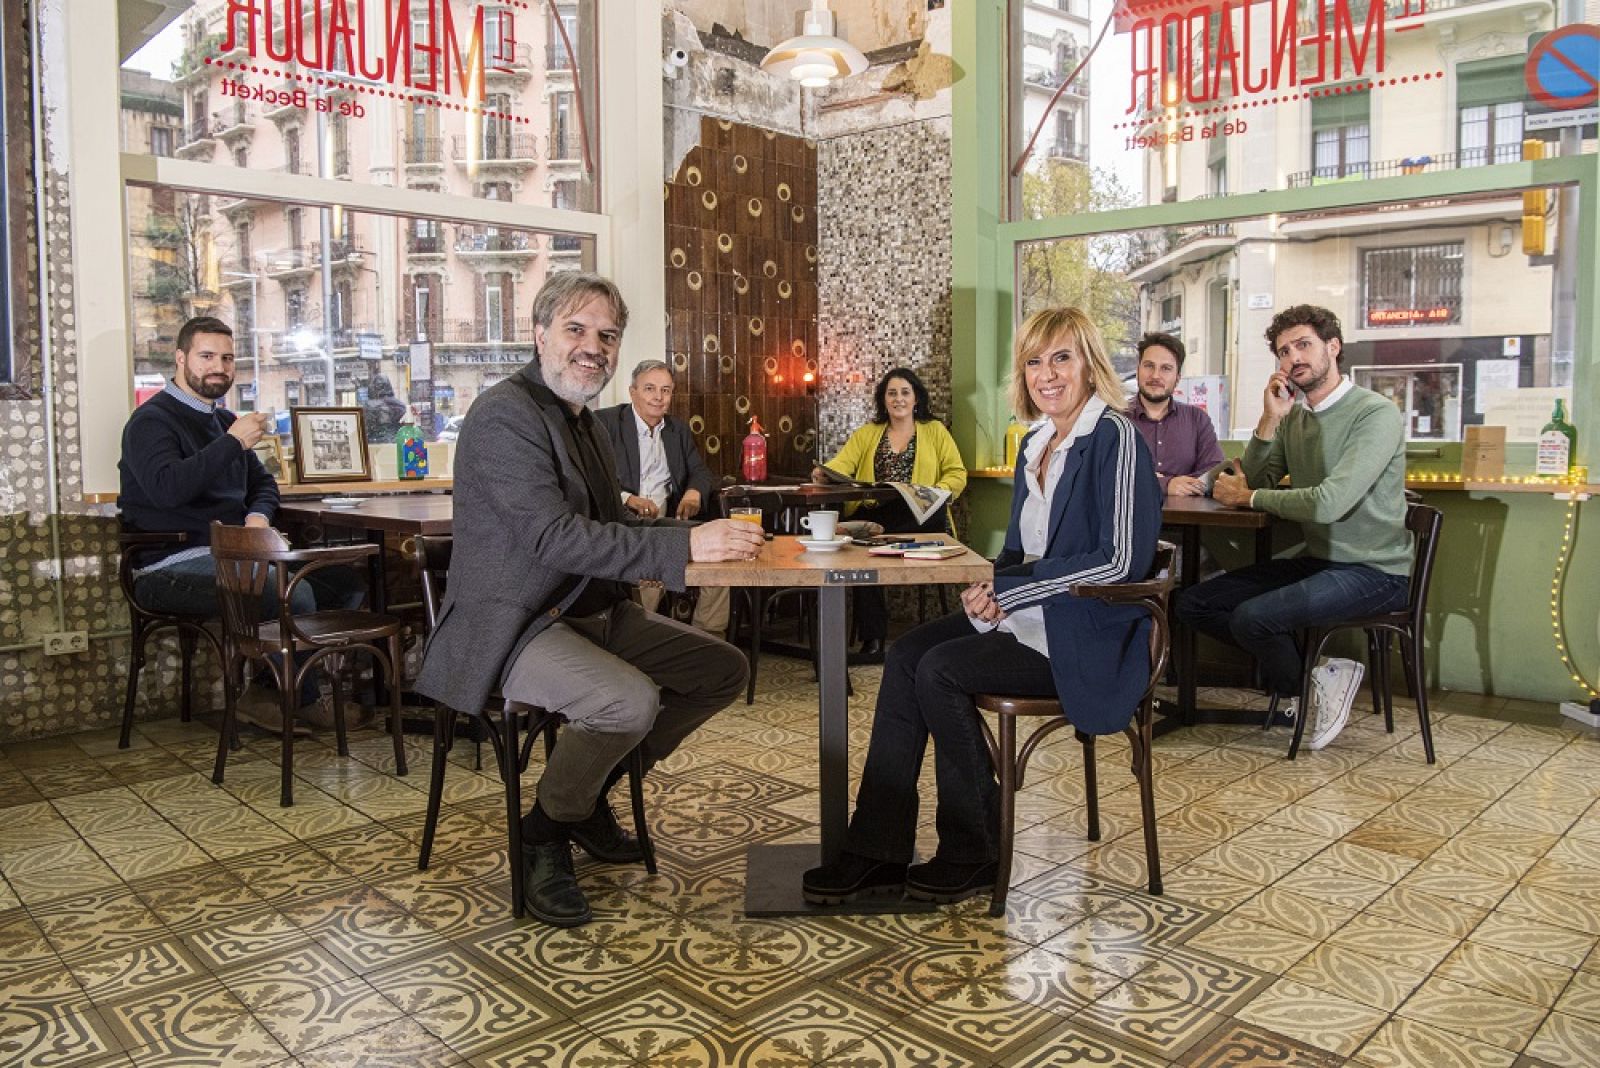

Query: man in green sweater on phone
left=1176, top=305, right=1410, bottom=750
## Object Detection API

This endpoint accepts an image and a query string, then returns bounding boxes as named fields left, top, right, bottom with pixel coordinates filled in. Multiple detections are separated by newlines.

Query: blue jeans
left=1175, top=558, right=1409, bottom=697
left=133, top=554, right=367, bottom=705
left=845, top=612, right=1057, bottom=865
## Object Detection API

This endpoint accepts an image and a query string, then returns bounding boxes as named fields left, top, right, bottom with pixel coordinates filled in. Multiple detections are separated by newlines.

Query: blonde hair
left=1008, top=307, right=1126, bottom=422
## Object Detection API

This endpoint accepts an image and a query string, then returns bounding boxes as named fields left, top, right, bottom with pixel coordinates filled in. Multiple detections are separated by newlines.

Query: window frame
left=66, top=0, right=663, bottom=492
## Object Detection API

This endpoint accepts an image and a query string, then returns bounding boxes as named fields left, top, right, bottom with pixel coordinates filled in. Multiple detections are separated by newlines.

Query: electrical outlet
left=42, top=631, right=88, bottom=656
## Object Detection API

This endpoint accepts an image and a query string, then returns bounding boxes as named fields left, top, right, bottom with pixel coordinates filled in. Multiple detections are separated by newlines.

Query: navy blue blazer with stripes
left=992, top=407, right=1163, bottom=735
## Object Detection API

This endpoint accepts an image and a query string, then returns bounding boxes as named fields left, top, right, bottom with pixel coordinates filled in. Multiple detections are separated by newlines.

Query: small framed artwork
left=251, top=436, right=286, bottom=482
left=290, top=407, right=371, bottom=483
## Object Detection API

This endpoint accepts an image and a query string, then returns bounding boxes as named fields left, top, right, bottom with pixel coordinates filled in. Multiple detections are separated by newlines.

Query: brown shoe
left=235, top=690, right=313, bottom=738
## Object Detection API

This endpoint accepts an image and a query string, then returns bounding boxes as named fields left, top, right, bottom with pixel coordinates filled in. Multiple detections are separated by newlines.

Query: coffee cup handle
left=800, top=516, right=812, bottom=532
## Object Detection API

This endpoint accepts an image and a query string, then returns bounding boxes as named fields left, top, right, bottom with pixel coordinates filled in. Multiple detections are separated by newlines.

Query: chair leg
left=178, top=628, right=199, bottom=723
left=331, top=655, right=350, bottom=758
left=1402, top=633, right=1436, bottom=764
left=501, top=708, right=526, bottom=918
left=939, top=585, right=951, bottom=615
left=419, top=707, right=458, bottom=871
left=120, top=622, right=148, bottom=750
left=989, top=713, right=1017, bottom=918
left=1078, top=730, right=1100, bottom=842
left=1365, top=630, right=1383, bottom=719
left=1380, top=632, right=1396, bottom=733
left=1287, top=636, right=1318, bottom=760
left=626, top=746, right=658, bottom=875
left=212, top=653, right=239, bottom=785
left=1262, top=692, right=1279, bottom=731
left=387, top=635, right=408, bottom=776
left=280, top=664, right=297, bottom=807
left=1128, top=709, right=1163, bottom=895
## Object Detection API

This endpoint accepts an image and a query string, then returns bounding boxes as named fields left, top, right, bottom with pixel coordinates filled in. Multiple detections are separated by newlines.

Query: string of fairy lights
left=1551, top=493, right=1598, bottom=700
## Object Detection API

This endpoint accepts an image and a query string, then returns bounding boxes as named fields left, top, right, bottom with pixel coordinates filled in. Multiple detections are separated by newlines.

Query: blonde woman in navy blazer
left=803, top=308, right=1162, bottom=908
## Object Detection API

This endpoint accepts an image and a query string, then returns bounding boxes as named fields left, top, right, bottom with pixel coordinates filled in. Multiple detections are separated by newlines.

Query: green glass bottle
left=396, top=422, right=429, bottom=480
left=1535, top=399, right=1576, bottom=477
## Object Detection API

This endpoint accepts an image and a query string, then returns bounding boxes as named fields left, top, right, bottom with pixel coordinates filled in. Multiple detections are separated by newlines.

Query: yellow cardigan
left=824, top=420, right=968, bottom=516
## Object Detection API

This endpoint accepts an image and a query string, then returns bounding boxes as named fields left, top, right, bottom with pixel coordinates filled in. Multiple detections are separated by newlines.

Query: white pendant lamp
left=760, top=0, right=868, bottom=88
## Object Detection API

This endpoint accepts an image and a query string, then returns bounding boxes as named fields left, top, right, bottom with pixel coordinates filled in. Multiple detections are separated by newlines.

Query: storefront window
left=120, top=0, right=600, bottom=212
left=126, top=187, right=595, bottom=442
left=1018, top=186, right=1576, bottom=444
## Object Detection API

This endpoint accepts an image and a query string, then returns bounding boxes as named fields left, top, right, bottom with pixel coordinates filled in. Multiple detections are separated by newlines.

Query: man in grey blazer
left=416, top=273, right=762, bottom=928
left=597, top=360, right=730, bottom=635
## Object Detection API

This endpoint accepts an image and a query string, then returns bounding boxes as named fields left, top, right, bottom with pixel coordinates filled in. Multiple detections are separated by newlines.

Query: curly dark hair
left=872, top=367, right=933, bottom=424
left=1265, top=305, right=1342, bottom=357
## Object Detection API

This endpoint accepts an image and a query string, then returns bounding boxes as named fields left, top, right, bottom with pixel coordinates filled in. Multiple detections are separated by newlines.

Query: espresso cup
left=800, top=509, right=839, bottom=540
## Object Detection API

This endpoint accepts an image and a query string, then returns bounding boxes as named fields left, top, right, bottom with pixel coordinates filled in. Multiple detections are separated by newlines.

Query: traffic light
left=1523, top=139, right=1547, bottom=256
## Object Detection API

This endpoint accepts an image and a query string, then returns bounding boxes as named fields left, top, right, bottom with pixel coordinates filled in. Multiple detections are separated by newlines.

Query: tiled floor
left=2, top=658, right=1598, bottom=1067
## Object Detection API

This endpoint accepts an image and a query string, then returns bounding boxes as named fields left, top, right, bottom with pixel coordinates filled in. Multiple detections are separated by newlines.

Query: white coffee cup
left=800, top=509, right=839, bottom=540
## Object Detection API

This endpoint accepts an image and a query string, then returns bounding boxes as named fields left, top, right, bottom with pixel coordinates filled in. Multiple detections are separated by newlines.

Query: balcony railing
left=486, top=42, right=534, bottom=75
left=547, top=43, right=575, bottom=70
left=1044, top=139, right=1089, bottom=162
left=404, top=137, right=443, bottom=165
left=436, top=318, right=539, bottom=345
left=451, top=133, right=541, bottom=162
left=547, top=134, right=581, bottom=162
left=549, top=234, right=583, bottom=254
left=182, top=118, right=212, bottom=145
left=1023, top=66, right=1089, bottom=94
left=1286, top=145, right=1539, bottom=187
left=407, top=233, right=445, bottom=255
left=454, top=230, right=536, bottom=254
left=398, top=318, right=445, bottom=344
left=333, top=148, right=351, bottom=176
left=1129, top=223, right=1235, bottom=272
left=262, top=239, right=366, bottom=275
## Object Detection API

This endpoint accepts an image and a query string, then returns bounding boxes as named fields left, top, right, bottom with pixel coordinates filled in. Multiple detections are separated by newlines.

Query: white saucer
left=796, top=535, right=850, bottom=552
left=322, top=497, right=364, bottom=509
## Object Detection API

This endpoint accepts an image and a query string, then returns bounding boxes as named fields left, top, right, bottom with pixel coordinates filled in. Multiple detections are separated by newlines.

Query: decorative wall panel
left=664, top=117, right=819, bottom=481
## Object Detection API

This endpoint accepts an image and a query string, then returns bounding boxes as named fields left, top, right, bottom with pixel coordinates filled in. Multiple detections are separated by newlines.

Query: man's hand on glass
left=690, top=519, right=766, bottom=562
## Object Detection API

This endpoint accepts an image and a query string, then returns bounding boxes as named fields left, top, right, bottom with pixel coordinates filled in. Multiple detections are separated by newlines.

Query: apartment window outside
left=1458, top=57, right=1527, bottom=167
left=1362, top=243, right=1464, bottom=329
left=1311, top=90, right=1370, bottom=181
left=150, top=126, right=174, bottom=156
left=486, top=284, right=504, bottom=343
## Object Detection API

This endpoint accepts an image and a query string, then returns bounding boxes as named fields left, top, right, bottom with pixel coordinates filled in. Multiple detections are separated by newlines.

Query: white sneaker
left=1307, top=658, right=1364, bottom=751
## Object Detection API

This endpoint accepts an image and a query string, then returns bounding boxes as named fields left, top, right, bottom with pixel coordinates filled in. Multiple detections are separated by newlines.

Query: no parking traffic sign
left=1526, top=25, right=1600, bottom=111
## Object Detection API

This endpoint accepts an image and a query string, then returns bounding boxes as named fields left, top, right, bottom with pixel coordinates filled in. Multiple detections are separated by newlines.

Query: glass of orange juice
left=729, top=507, right=762, bottom=526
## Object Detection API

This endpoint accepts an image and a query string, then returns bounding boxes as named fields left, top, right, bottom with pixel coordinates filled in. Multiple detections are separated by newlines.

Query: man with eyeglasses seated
left=1174, top=305, right=1410, bottom=751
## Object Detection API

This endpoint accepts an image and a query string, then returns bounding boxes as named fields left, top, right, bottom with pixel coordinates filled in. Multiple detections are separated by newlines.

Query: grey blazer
left=595, top=403, right=716, bottom=517
left=415, top=363, right=692, bottom=716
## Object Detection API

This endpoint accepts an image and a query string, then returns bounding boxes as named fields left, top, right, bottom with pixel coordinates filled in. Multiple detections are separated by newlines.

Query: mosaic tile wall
left=814, top=117, right=954, bottom=460
left=665, top=116, right=821, bottom=481
left=0, top=0, right=148, bottom=743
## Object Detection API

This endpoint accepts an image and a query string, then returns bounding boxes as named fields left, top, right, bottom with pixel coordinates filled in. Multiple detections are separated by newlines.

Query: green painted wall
left=951, top=2, right=1600, bottom=706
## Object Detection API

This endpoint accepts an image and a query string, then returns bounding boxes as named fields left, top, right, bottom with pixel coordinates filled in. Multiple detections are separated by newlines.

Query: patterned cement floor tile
left=97, top=972, right=251, bottom=1050
left=1181, top=914, right=1320, bottom=974
left=1351, top=1016, right=1517, bottom=1068
left=1397, top=975, right=1550, bottom=1050
left=1236, top=978, right=1390, bottom=1058
left=1073, top=975, right=1227, bottom=1060
left=296, top=1016, right=463, bottom=1068
left=1523, top=1011, right=1600, bottom=1068
left=1231, top=886, right=1358, bottom=942
left=1178, top=1019, right=1346, bottom=1068
left=1001, top=1018, right=1173, bottom=1068
left=1435, top=941, right=1576, bottom=1008
left=0, top=962, right=93, bottom=1041
left=718, top=984, right=976, bottom=1068
left=1285, top=942, right=1429, bottom=1012
left=212, top=941, right=358, bottom=1013
left=1469, top=910, right=1598, bottom=969
left=0, top=1006, right=126, bottom=1067
left=251, top=973, right=403, bottom=1055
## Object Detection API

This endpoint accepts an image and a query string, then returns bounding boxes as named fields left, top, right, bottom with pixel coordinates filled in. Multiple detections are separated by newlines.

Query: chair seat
left=975, top=695, right=1063, bottom=718
left=250, top=610, right=405, bottom=652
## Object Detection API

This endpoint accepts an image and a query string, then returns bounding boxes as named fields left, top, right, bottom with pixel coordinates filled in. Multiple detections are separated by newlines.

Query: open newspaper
left=813, top=467, right=951, bottom=526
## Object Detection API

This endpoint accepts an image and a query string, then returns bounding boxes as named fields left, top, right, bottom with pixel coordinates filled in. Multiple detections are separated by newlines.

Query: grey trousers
left=502, top=599, right=748, bottom=822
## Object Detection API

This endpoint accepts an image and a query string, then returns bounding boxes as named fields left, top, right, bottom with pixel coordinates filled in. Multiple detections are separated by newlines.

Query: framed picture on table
left=290, top=407, right=370, bottom=483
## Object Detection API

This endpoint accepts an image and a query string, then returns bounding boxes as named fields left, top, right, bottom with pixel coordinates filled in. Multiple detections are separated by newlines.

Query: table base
left=743, top=843, right=940, bottom=916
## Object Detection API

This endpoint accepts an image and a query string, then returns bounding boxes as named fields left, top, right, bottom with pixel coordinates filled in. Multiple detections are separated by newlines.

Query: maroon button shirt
left=1128, top=399, right=1225, bottom=490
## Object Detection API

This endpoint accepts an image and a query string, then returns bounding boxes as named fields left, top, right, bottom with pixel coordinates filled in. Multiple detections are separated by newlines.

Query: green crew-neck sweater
left=1241, top=384, right=1411, bottom=576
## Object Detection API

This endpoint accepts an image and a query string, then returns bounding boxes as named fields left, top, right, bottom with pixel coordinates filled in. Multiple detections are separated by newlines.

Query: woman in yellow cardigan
left=813, top=367, right=968, bottom=656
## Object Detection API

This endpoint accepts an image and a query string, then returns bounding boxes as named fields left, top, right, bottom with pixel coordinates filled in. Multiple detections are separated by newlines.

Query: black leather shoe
left=802, top=852, right=908, bottom=905
left=521, top=843, right=592, bottom=927
left=859, top=639, right=885, bottom=658
left=568, top=801, right=645, bottom=864
left=905, top=857, right=998, bottom=904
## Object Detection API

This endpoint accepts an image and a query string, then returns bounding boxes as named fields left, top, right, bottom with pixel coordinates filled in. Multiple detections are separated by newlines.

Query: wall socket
left=42, top=631, right=88, bottom=656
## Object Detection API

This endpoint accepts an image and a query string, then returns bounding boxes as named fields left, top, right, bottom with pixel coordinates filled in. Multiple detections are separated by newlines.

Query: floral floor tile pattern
left=1, top=660, right=1597, bottom=1067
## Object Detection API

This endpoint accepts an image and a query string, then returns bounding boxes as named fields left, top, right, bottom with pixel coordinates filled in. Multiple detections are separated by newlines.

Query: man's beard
left=185, top=368, right=232, bottom=400
left=1139, top=386, right=1172, bottom=406
left=540, top=352, right=611, bottom=408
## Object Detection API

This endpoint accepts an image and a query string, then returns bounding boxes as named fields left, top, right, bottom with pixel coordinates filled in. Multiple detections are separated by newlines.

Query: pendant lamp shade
left=760, top=0, right=868, bottom=88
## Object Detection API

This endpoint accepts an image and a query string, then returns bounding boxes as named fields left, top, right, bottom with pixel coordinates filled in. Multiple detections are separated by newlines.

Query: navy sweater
left=118, top=391, right=279, bottom=563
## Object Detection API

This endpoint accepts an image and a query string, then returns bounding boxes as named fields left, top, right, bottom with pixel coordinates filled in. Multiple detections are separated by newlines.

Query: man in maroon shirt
left=1127, top=332, right=1225, bottom=496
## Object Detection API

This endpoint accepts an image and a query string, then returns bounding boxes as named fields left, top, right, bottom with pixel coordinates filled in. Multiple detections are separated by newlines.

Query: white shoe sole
left=1308, top=662, right=1364, bottom=750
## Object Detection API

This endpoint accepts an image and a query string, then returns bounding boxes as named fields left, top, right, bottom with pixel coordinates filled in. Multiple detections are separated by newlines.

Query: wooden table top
left=1160, top=496, right=1274, bottom=528
left=277, top=496, right=455, bottom=536
left=686, top=537, right=993, bottom=589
